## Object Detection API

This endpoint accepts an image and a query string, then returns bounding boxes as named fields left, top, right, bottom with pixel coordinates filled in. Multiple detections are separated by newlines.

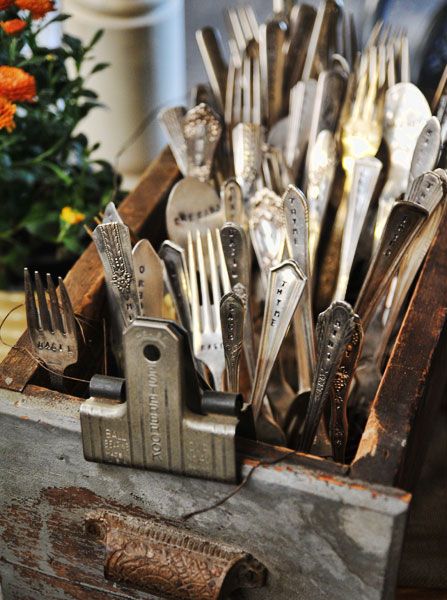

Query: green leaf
left=87, top=29, right=104, bottom=50
left=43, top=162, right=73, bottom=186
left=90, top=62, right=109, bottom=75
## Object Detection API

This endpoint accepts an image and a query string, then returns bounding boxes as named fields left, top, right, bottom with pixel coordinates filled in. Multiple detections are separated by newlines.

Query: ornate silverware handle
left=86, top=510, right=267, bottom=600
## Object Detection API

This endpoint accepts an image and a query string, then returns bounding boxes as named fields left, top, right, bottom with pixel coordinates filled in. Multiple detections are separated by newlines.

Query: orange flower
left=0, top=0, right=13, bottom=9
left=0, top=66, right=36, bottom=102
left=0, top=96, right=16, bottom=132
left=15, top=0, right=54, bottom=19
left=0, top=19, right=27, bottom=35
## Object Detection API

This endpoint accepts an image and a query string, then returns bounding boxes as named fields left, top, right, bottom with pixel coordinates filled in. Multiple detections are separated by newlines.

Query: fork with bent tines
left=187, top=228, right=231, bottom=391
left=24, top=269, right=78, bottom=391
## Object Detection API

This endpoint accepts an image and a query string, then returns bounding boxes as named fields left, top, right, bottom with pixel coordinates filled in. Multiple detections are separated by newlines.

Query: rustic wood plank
left=0, top=398, right=410, bottom=600
left=0, top=148, right=180, bottom=393
left=350, top=206, right=447, bottom=488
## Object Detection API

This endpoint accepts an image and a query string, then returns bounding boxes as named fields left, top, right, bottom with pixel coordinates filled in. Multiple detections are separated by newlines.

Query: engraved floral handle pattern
left=86, top=510, right=267, bottom=600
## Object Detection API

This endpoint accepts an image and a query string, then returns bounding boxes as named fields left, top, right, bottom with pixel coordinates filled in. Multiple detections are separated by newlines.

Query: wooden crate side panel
left=351, top=206, right=447, bottom=488
left=0, top=391, right=410, bottom=600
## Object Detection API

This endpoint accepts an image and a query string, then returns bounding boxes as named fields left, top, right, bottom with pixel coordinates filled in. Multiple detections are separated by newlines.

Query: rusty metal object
left=85, top=510, right=267, bottom=600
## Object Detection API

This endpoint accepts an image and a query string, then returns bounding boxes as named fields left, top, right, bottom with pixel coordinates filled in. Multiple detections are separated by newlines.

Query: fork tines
left=24, top=269, right=76, bottom=336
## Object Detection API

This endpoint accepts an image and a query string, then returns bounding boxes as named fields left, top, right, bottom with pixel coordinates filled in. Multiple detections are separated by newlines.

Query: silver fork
left=187, top=229, right=231, bottom=391
left=24, top=269, right=78, bottom=391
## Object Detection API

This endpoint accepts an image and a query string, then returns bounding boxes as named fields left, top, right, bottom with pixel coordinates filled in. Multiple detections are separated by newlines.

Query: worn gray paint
left=0, top=389, right=409, bottom=599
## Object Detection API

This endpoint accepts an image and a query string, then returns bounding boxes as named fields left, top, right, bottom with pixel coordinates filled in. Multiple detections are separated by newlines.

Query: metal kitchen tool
left=404, top=116, right=441, bottom=199
left=221, top=178, right=245, bottom=225
left=93, top=221, right=140, bottom=332
left=333, top=156, right=382, bottom=301
left=159, top=240, right=192, bottom=333
left=259, top=17, right=287, bottom=128
left=188, top=229, right=231, bottom=391
left=158, top=106, right=188, bottom=176
left=81, top=317, right=245, bottom=482
left=248, top=187, right=285, bottom=289
left=303, top=67, right=347, bottom=189
left=220, top=291, right=245, bottom=392
left=298, top=301, right=356, bottom=452
left=232, top=122, right=263, bottom=199
left=355, top=172, right=444, bottom=330
left=166, top=176, right=225, bottom=248
left=283, top=186, right=316, bottom=423
left=196, top=27, right=228, bottom=112
left=329, top=315, right=363, bottom=463
left=183, top=103, right=223, bottom=183
left=132, top=239, right=164, bottom=318
left=220, top=222, right=256, bottom=381
left=250, top=259, right=307, bottom=422
left=24, top=269, right=78, bottom=391
left=374, top=82, right=431, bottom=245
left=306, top=129, right=337, bottom=269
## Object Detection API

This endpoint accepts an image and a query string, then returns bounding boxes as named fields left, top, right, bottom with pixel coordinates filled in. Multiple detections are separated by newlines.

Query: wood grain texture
left=0, top=148, right=180, bottom=393
left=351, top=205, right=447, bottom=489
left=0, top=390, right=410, bottom=600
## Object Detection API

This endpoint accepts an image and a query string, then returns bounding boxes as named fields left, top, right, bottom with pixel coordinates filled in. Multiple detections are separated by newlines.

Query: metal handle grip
left=86, top=510, right=267, bottom=600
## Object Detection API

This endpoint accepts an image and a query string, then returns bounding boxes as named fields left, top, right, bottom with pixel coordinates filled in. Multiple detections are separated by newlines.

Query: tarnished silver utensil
left=250, top=259, right=307, bottom=421
left=132, top=239, right=164, bottom=318
left=298, top=301, right=356, bottom=452
left=220, top=291, right=245, bottom=392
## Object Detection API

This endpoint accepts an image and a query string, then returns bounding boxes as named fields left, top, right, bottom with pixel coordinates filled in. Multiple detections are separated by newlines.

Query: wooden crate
left=1, top=148, right=446, bottom=600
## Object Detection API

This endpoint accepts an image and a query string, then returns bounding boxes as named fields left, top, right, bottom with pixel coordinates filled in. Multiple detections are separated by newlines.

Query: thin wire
left=181, top=449, right=298, bottom=520
left=111, top=93, right=189, bottom=201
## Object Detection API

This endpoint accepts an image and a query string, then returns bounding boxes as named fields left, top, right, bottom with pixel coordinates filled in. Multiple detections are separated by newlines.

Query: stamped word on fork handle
left=250, top=259, right=307, bottom=421
left=283, top=185, right=316, bottom=393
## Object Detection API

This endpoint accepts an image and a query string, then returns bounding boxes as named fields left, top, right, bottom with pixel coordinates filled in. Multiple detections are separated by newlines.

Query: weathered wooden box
left=1, top=149, right=446, bottom=600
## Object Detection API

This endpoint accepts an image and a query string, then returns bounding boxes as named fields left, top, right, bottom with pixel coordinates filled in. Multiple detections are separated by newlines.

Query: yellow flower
left=15, top=0, right=55, bottom=19
left=0, top=96, right=16, bottom=132
left=60, top=207, right=85, bottom=225
left=0, top=66, right=36, bottom=102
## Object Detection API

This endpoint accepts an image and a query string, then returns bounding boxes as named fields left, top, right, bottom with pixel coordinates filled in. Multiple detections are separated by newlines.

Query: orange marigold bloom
left=0, top=19, right=27, bottom=35
left=15, top=0, right=55, bottom=19
left=0, top=0, right=13, bottom=9
left=0, top=96, right=16, bottom=132
left=0, top=66, right=36, bottom=102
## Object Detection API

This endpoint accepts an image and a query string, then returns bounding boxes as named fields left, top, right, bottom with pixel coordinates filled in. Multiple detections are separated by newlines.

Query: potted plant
left=0, top=0, right=120, bottom=288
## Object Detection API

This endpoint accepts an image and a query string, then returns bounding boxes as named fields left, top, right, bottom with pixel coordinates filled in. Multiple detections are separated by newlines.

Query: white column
left=62, top=0, right=186, bottom=188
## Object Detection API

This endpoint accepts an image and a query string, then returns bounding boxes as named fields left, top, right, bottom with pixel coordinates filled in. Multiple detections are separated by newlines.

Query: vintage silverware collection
left=24, top=0, right=447, bottom=481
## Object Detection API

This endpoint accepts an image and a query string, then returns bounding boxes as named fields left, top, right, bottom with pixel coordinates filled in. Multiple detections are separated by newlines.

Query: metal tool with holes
left=24, top=269, right=78, bottom=391
left=80, top=317, right=246, bottom=482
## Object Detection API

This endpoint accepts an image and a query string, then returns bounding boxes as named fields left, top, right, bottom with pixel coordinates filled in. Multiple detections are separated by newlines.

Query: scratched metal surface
left=0, top=389, right=409, bottom=600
